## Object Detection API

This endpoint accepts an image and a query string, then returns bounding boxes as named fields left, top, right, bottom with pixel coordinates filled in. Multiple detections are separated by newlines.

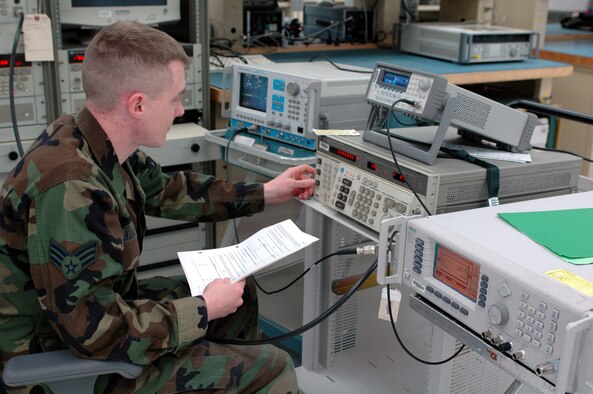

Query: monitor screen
left=381, top=71, right=410, bottom=90
left=239, top=73, right=268, bottom=113
left=59, top=0, right=181, bottom=27
left=433, top=244, right=480, bottom=302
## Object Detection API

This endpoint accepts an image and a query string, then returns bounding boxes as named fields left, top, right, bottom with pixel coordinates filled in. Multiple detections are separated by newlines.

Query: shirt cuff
left=171, top=295, right=208, bottom=349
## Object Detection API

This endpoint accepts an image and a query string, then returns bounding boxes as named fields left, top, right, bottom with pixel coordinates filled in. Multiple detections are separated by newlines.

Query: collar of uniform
left=76, top=107, right=136, bottom=201
left=76, top=107, right=120, bottom=169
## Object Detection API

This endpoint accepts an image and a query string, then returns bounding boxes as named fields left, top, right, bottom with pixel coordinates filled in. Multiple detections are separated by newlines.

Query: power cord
left=385, top=229, right=466, bottom=365
left=386, top=98, right=433, bottom=216
left=10, top=11, right=25, bottom=158
left=386, top=284, right=466, bottom=365
left=307, top=54, right=373, bottom=74
left=206, top=258, right=378, bottom=346
left=255, top=243, right=378, bottom=295
left=533, top=146, right=593, bottom=163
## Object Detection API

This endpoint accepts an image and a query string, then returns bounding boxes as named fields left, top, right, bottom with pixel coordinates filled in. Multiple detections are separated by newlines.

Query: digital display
left=393, top=171, right=405, bottom=183
left=382, top=71, right=410, bottom=89
left=367, top=160, right=406, bottom=183
left=330, top=146, right=356, bottom=162
left=73, top=0, right=166, bottom=6
left=433, top=244, right=480, bottom=302
left=239, top=73, right=268, bottom=113
left=69, top=53, right=85, bottom=63
left=0, top=54, right=28, bottom=69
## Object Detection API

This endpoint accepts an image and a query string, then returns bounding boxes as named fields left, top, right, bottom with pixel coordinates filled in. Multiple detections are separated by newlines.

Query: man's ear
left=128, top=93, right=145, bottom=119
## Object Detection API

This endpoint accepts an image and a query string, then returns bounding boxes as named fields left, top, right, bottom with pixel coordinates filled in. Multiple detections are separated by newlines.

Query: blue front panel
left=230, top=119, right=316, bottom=151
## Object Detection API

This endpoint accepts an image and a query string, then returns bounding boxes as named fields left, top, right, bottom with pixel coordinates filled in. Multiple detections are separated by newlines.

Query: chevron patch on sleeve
left=49, top=240, right=98, bottom=280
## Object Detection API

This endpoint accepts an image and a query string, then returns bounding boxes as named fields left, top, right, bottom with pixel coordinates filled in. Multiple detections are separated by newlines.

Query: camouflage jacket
left=0, top=108, right=265, bottom=368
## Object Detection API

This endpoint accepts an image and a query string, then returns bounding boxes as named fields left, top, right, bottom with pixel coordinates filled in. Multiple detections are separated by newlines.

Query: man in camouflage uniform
left=0, top=21, right=315, bottom=393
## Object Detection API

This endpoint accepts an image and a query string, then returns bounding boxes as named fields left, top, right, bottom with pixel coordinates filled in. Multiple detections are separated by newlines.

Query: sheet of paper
left=312, top=129, right=360, bottom=136
left=178, top=219, right=318, bottom=295
left=22, top=14, right=54, bottom=61
left=443, top=142, right=532, bottom=163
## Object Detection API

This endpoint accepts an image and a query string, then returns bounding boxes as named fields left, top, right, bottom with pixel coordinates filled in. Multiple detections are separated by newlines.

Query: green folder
left=498, top=208, right=593, bottom=265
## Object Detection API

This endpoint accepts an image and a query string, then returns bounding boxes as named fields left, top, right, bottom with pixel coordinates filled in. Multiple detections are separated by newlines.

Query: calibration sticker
left=545, top=269, right=593, bottom=296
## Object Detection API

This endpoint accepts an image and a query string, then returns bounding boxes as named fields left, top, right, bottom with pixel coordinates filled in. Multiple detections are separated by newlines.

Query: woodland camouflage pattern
left=0, top=108, right=297, bottom=393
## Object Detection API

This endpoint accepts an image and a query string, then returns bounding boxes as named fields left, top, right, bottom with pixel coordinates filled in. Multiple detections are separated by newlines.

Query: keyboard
left=209, top=54, right=273, bottom=72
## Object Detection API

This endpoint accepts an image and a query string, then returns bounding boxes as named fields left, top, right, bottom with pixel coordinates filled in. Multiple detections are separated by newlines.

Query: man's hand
left=202, top=278, right=246, bottom=321
left=264, top=164, right=316, bottom=204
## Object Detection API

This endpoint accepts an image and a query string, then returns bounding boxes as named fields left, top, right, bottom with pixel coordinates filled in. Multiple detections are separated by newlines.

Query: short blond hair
left=82, top=21, right=189, bottom=111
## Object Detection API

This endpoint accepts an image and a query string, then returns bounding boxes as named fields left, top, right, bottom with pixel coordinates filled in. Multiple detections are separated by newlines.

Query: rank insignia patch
left=49, top=240, right=97, bottom=280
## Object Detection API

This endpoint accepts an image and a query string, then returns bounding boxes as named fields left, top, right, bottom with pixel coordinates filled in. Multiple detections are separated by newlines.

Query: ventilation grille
left=329, top=225, right=366, bottom=357
left=449, top=344, right=501, bottom=394
left=332, top=296, right=359, bottom=353
left=327, top=79, right=370, bottom=88
left=445, top=173, right=573, bottom=203
left=453, top=93, right=491, bottom=130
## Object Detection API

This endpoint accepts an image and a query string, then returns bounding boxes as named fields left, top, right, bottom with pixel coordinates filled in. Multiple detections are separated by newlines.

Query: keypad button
left=547, top=333, right=556, bottom=345
left=525, top=325, right=533, bottom=334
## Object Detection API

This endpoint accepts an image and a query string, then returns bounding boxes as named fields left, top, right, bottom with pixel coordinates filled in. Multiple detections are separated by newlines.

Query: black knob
left=498, top=341, right=513, bottom=352
left=8, top=151, right=19, bottom=161
left=190, top=143, right=200, bottom=153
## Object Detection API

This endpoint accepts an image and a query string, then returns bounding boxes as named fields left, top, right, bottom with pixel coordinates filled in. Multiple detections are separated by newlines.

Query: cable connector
left=488, top=196, right=499, bottom=207
left=356, top=244, right=379, bottom=255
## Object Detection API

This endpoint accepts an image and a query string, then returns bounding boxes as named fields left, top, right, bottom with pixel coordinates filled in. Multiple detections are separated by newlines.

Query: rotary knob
left=418, top=78, right=431, bottom=91
left=488, top=304, right=509, bottom=325
left=286, top=82, right=300, bottom=96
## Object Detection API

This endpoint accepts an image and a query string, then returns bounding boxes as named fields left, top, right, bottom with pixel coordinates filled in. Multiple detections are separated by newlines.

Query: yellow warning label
left=545, top=269, right=593, bottom=296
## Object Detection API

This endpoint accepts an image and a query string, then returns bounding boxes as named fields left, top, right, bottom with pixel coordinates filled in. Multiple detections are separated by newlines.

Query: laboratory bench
left=210, top=46, right=573, bottom=102
left=209, top=45, right=574, bottom=132
left=539, top=24, right=593, bottom=177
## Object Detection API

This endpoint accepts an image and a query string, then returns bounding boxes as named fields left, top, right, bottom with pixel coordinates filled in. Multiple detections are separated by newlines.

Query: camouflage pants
left=94, top=275, right=298, bottom=394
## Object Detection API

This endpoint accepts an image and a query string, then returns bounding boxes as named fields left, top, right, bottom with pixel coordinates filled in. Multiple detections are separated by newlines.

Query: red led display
left=393, top=172, right=405, bottom=182
left=0, top=59, right=26, bottom=68
left=329, top=146, right=356, bottom=162
left=70, top=54, right=85, bottom=63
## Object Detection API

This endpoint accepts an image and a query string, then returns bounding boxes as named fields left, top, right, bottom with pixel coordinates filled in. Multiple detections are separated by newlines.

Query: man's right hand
left=202, top=278, right=246, bottom=321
